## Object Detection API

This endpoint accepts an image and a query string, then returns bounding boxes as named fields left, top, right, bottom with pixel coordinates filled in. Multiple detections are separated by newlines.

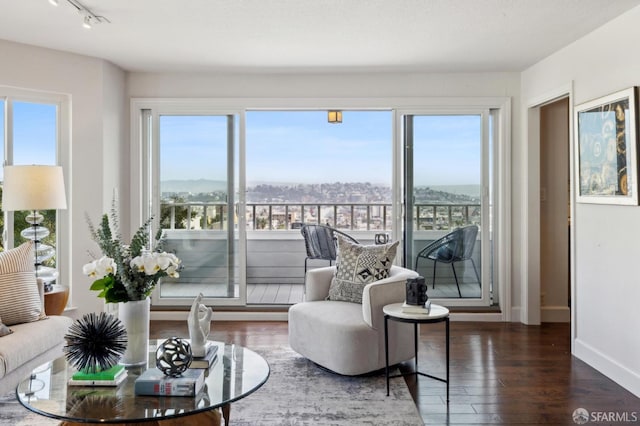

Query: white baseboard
left=575, top=338, right=640, bottom=397
left=541, top=306, right=570, bottom=323
left=511, top=306, right=521, bottom=322
left=508, top=306, right=570, bottom=323
left=449, top=312, right=504, bottom=322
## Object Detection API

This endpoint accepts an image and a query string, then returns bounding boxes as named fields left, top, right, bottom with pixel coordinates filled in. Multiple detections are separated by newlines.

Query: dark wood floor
left=150, top=321, right=639, bottom=425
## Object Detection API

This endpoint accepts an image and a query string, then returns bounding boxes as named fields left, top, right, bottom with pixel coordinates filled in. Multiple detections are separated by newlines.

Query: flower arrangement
left=83, top=206, right=181, bottom=303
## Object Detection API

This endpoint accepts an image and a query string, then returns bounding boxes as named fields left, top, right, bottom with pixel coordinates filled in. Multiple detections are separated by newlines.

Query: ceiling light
left=328, top=110, right=343, bottom=124
left=54, top=0, right=110, bottom=29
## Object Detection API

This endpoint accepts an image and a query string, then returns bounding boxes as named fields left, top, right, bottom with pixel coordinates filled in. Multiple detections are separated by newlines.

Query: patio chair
left=300, top=224, right=359, bottom=273
left=414, top=225, right=481, bottom=298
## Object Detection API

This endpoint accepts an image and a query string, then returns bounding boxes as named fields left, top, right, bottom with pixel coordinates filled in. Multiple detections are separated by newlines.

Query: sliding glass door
left=146, top=112, right=241, bottom=305
left=403, top=112, right=494, bottom=306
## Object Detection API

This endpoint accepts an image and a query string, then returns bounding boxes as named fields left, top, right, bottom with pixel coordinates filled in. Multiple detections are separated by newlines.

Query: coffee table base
left=59, top=407, right=223, bottom=426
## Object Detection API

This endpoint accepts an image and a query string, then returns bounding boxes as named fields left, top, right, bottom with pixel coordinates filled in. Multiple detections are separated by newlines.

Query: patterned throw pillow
left=328, top=235, right=399, bottom=304
left=0, top=241, right=46, bottom=326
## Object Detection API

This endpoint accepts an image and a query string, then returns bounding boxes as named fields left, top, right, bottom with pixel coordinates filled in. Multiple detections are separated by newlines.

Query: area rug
left=0, top=345, right=423, bottom=426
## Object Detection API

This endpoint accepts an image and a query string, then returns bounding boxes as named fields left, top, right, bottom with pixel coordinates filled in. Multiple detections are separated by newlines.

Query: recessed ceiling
left=1, top=0, right=639, bottom=73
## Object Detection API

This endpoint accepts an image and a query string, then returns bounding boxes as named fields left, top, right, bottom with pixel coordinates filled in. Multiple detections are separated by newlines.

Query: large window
left=245, top=110, right=393, bottom=231
left=134, top=98, right=510, bottom=314
left=0, top=94, right=63, bottom=289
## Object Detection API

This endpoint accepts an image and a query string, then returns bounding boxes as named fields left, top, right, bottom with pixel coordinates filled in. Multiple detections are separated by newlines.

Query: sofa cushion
left=0, top=315, right=71, bottom=379
left=328, top=236, right=398, bottom=303
left=0, top=241, right=46, bottom=326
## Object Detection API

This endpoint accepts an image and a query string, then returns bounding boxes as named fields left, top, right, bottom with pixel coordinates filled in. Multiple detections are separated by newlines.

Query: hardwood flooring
left=150, top=321, right=639, bottom=425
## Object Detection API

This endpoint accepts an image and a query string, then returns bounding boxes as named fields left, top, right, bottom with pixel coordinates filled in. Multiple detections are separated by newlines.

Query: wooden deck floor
left=247, top=283, right=305, bottom=304
left=246, top=282, right=482, bottom=304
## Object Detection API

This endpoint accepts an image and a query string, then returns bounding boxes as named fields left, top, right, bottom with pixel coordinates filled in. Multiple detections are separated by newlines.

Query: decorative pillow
left=0, top=241, right=46, bottom=326
left=328, top=235, right=399, bottom=304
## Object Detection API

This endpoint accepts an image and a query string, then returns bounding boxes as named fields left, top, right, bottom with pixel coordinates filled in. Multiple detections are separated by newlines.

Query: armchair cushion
left=290, top=264, right=419, bottom=375
left=328, top=236, right=399, bottom=303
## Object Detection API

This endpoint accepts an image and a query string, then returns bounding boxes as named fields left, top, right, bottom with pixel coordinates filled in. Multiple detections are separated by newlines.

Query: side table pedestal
left=44, top=285, right=69, bottom=316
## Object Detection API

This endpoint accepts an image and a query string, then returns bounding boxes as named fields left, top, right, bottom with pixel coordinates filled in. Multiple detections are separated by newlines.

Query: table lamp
left=2, top=165, right=67, bottom=292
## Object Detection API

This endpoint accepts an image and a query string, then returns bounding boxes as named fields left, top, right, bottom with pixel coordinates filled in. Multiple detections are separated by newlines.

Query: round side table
left=383, top=302, right=450, bottom=402
left=44, top=285, right=69, bottom=316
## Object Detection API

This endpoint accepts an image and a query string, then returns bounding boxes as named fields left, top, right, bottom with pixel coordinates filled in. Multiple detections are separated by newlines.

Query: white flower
left=166, top=265, right=180, bottom=278
left=130, top=256, right=146, bottom=273
left=143, top=254, right=161, bottom=276
left=83, top=256, right=116, bottom=279
left=82, top=260, right=98, bottom=278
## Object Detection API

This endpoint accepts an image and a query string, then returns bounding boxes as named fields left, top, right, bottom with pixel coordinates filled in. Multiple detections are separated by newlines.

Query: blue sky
left=6, top=105, right=481, bottom=186
left=0, top=101, right=57, bottom=180
left=161, top=111, right=481, bottom=186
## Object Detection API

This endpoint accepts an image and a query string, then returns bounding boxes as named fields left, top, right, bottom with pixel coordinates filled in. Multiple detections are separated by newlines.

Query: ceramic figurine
left=188, top=293, right=213, bottom=357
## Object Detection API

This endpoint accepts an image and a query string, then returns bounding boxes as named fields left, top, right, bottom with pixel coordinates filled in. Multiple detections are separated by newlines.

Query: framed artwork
left=575, top=87, right=639, bottom=205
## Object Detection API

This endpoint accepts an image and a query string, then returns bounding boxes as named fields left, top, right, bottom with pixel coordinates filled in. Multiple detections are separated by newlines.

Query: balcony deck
left=158, top=201, right=484, bottom=305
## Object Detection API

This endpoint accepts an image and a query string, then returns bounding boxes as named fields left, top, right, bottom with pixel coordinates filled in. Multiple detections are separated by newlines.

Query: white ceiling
left=1, top=0, right=639, bottom=74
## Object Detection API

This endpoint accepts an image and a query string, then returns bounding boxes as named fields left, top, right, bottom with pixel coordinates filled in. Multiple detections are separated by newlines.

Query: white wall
left=0, top=40, right=127, bottom=318
left=522, top=5, right=640, bottom=396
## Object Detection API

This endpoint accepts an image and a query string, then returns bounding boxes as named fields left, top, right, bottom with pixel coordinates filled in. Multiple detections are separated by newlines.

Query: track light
left=49, top=0, right=110, bottom=28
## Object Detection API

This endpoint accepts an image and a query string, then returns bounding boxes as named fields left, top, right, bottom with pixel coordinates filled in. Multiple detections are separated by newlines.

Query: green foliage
left=89, top=275, right=130, bottom=304
left=86, top=201, right=167, bottom=303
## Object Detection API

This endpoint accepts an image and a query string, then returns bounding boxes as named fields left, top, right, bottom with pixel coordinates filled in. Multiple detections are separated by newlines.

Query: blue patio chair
left=414, top=225, right=481, bottom=298
left=300, top=224, right=359, bottom=273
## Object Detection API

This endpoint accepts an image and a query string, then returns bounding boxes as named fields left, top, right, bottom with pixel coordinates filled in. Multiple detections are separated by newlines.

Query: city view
left=160, top=181, right=481, bottom=231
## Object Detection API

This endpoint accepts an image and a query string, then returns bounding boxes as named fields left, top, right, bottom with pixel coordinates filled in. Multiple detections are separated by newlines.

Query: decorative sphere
left=156, top=337, right=193, bottom=376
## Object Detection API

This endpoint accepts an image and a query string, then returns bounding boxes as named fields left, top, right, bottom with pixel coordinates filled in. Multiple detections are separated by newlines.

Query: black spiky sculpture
left=64, top=312, right=128, bottom=373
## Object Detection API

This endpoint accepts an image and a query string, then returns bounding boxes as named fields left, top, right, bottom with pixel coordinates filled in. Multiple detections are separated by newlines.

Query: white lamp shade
left=2, top=165, right=67, bottom=211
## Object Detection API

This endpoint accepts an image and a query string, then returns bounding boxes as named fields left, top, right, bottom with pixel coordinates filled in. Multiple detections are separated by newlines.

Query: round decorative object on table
left=156, top=337, right=193, bottom=377
left=63, top=312, right=128, bottom=373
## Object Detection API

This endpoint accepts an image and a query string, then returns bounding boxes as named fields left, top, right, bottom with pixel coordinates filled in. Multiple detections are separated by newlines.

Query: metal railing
left=160, top=201, right=480, bottom=231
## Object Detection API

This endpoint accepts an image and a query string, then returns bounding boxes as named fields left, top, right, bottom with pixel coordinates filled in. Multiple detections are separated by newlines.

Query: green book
left=72, top=364, right=125, bottom=381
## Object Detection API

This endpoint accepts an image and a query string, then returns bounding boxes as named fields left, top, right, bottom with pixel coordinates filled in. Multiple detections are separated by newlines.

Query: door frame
left=523, top=83, right=574, bottom=339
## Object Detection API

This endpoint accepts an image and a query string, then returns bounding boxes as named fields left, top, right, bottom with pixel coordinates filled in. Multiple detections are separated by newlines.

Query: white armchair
left=288, top=265, right=419, bottom=375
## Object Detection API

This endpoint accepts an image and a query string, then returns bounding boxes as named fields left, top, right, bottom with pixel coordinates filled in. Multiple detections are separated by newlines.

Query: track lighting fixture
left=82, top=14, right=92, bottom=29
left=49, top=0, right=110, bottom=28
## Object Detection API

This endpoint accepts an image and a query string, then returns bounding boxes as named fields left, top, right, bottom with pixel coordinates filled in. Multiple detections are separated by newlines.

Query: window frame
left=0, top=86, right=71, bottom=289
left=131, top=97, right=511, bottom=318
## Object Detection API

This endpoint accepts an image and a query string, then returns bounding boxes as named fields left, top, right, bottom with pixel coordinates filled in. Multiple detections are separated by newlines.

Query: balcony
left=158, top=201, right=483, bottom=304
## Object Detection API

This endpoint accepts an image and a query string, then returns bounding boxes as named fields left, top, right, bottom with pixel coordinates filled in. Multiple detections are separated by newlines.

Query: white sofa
left=289, top=265, right=419, bottom=375
left=0, top=280, right=72, bottom=395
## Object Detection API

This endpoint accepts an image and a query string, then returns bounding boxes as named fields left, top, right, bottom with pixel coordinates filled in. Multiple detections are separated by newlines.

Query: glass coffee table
left=16, top=340, right=269, bottom=425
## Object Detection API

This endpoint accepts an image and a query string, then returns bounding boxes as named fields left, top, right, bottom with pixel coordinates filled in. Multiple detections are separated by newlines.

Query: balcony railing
left=160, top=201, right=480, bottom=231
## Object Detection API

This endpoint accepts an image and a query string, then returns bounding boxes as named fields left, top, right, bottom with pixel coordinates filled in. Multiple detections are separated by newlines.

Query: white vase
left=118, top=297, right=150, bottom=367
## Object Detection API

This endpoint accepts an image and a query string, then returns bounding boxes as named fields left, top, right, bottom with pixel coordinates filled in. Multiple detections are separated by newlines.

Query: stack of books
left=134, top=368, right=205, bottom=396
left=401, top=300, right=432, bottom=314
left=190, top=342, right=219, bottom=369
left=68, top=364, right=127, bottom=387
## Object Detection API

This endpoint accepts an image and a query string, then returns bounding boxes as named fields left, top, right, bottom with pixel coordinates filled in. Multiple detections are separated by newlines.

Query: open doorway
left=539, top=97, right=571, bottom=322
